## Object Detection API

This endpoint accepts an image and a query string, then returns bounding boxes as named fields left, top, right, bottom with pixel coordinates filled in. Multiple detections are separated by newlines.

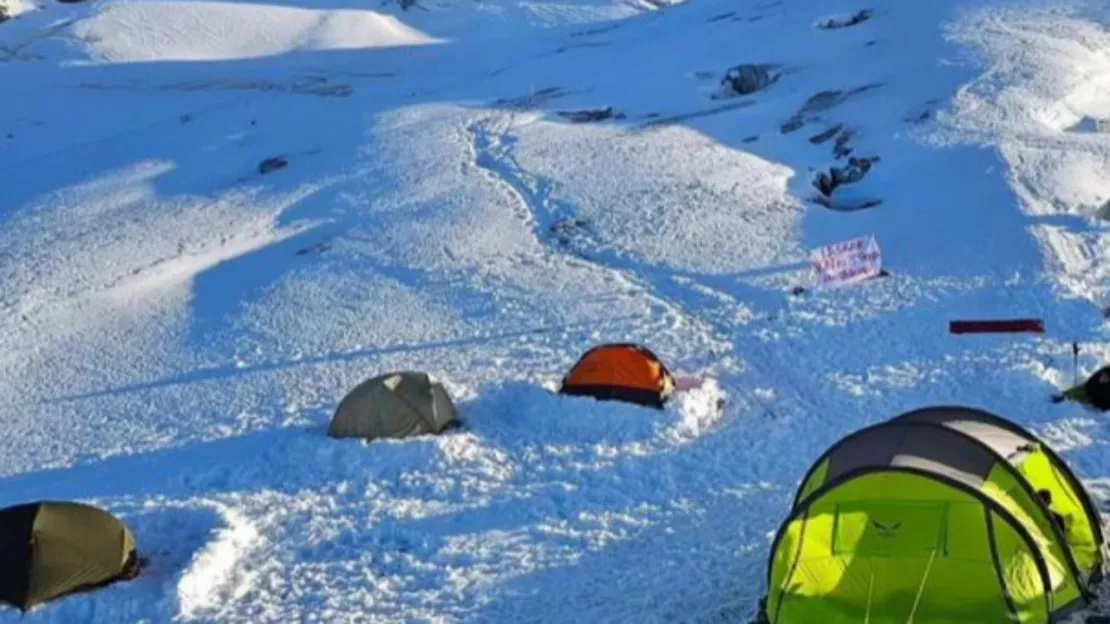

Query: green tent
left=1054, top=365, right=1110, bottom=411
left=0, top=501, right=139, bottom=611
left=763, top=405, right=1105, bottom=624
left=327, top=371, right=458, bottom=441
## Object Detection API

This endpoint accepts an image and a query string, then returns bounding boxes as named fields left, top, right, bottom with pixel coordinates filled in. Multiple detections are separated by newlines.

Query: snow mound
left=71, top=1, right=441, bottom=62
left=1, top=0, right=35, bottom=20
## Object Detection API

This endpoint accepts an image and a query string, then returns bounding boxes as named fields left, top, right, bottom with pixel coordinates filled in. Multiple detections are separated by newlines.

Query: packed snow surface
left=3, top=0, right=1110, bottom=621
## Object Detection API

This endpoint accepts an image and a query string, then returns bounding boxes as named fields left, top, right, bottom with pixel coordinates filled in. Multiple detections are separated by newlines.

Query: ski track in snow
left=465, top=112, right=824, bottom=425
left=5, top=0, right=1110, bottom=621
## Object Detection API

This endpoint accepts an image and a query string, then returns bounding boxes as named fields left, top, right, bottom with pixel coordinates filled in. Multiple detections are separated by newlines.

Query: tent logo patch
left=870, top=519, right=902, bottom=537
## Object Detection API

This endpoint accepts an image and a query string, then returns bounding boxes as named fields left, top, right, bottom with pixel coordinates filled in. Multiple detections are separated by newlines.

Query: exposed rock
left=550, top=218, right=587, bottom=238
left=549, top=219, right=589, bottom=247
left=813, top=196, right=883, bottom=211
left=296, top=242, right=332, bottom=256
left=801, top=86, right=881, bottom=115
left=554, top=41, right=611, bottom=55
left=642, top=100, right=755, bottom=127
left=1068, top=116, right=1110, bottom=133
left=1096, top=199, right=1110, bottom=221
left=742, top=135, right=759, bottom=143
left=908, top=110, right=931, bottom=123
left=0, top=7, right=9, bottom=23
left=721, top=63, right=779, bottom=95
left=818, top=9, right=872, bottom=30
left=556, top=107, right=624, bottom=123
left=833, top=128, right=855, bottom=158
left=780, top=118, right=806, bottom=134
left=781, top=85, right=882, bottom=133
left=809, top=123, right=843, bottom=145
left=493, top=86, right=567, bottom=109
left=813, top=156, right=880, bottom=196
left=258, top=156, right=288, bottom=175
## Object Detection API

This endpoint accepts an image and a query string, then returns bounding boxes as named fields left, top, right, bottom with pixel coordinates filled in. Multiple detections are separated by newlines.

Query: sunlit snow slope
left=3, top=0, right=1110, bottom=621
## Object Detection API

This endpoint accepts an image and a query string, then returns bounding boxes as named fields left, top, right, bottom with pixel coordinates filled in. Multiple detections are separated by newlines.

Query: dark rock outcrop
left=721, top=63, right=778, bottom=95
left=258, top=156, right=288, bottom=176
left=813, top=156, right=880, bottom=196
left=818, top=9, right=872, bottom=30
left=556, top=107, right=624, bottom=123
left=809, top=123, right=843, bottom=145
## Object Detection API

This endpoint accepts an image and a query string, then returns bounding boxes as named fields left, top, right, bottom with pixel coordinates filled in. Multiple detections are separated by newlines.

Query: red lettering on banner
left=810, top=235, right=882, bottom=287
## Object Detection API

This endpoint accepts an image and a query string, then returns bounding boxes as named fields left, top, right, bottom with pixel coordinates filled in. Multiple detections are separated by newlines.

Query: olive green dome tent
left=0, top=501, right=139, bottom=611
left=328, top=371, right=458, bottom=441
left=763, top=405, right=1105, bottom=624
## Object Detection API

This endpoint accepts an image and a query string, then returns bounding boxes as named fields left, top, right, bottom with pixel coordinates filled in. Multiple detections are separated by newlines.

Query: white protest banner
left=811, top=235, right=882, bottom=286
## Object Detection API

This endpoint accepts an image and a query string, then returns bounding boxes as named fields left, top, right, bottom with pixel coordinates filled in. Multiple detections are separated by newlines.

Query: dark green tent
left=0, top=501, right=139, bottom=611
left=1054, top=365, right=1110, bottom=410
left=327, top=371, right=458, bottom=441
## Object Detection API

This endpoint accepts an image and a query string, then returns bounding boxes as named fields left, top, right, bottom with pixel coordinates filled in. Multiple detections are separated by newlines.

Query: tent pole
left=906, top=549, right=937, bottom=624
left=1074, top=342, right=1080, bottom=386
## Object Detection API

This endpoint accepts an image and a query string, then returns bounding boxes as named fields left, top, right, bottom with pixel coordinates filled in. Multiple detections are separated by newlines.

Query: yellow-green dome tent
left=763, top=405, right=1105, bottom=624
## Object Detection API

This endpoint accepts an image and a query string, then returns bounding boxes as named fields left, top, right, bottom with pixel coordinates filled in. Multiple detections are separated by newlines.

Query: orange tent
left=558, top=343, right=674, bottom=408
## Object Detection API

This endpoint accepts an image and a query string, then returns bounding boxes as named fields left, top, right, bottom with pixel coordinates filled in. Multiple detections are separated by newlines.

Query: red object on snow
left=949, top=319, right=1045, bottom=334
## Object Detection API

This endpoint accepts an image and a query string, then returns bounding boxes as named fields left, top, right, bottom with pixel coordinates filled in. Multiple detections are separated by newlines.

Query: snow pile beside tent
left=0, top=0, right=33, bottom=21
